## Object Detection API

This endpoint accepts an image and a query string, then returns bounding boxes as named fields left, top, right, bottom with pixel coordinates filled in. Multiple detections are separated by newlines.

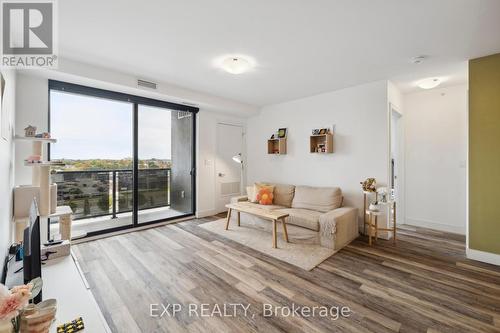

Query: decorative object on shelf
left=316, top=143, right=326, bottom=153
left=267, top=130, right=287, bottom=154
left=0, top=277, right=50, bottom=333
left=23, top=125, right=37, bottom=137
left=377, top=187, right=388, bottom=203
left=19, top=298, right=57, bottom=333
left=369, top=201, right=380, bottom=212
left=34, top=132, right=51, bottom=139
left=277, top=128, right=287, bottom=139
left=310, top=129, right=333, bottom=153
left=360, top=178, right=377, bottom=192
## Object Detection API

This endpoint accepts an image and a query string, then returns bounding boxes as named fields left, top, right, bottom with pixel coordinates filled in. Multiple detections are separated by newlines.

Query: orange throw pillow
left=256, top=186, right=274, bottom=205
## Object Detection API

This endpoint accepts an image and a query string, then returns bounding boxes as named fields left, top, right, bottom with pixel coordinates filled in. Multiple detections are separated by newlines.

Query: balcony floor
left=50, top=206, right=185, bottom=238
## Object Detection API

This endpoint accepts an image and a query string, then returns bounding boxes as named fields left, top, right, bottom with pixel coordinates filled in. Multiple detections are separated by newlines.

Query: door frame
left=215, top=121, right=245, bottom=213
left=389, top=103, right=405, bottom=226
left=48, top=80, right=198, bottom=238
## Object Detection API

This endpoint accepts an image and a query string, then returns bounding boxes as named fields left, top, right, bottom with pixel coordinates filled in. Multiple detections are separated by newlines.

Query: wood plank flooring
left=73, top=215, right=500, bottom=333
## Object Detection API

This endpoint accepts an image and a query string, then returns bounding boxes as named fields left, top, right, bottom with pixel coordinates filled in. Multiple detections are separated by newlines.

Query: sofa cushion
left=276, top=208, right=321, bottom=231
left=236, top=201, right=285, bottom=212
left=272, top=183, right=295, bottom=207
left=246, top=186, right=257, bottom=203
left=291, top=186, right=342, bottom=213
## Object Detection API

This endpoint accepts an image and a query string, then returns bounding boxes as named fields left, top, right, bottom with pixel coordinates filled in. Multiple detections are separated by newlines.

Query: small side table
left=363, top=201, right=397, bottom=246
left=364, top=210, right=382, bottom=245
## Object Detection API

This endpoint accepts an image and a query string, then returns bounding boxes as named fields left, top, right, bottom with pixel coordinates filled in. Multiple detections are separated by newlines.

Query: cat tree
left=14, top=135, right=73, bottom=242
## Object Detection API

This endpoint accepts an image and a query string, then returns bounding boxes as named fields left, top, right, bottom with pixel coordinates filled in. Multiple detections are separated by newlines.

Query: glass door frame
left=48, top=80, right=198, bottom=237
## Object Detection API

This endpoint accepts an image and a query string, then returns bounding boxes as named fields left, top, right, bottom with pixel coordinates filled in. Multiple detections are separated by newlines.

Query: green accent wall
left=469, top=53, right=500, bottom=255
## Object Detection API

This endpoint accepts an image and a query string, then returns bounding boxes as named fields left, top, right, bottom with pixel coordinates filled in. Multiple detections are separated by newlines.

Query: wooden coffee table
left=225, top=203, right=289, bottom=248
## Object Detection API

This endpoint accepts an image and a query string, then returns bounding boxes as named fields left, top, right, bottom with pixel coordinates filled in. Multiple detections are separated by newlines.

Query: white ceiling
left=59, top=0, right=500, bottom=106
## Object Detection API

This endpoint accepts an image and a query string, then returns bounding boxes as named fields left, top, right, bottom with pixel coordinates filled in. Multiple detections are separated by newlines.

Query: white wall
left=0, top=70, right=16, bottom=261
left=15, top=74, right=48, bottom=186
left=246, top=80, right=390, bottom=227
left=404, top=84, right=467, bottom=234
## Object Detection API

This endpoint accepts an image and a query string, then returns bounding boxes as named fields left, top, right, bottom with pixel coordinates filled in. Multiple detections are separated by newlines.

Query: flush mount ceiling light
left=220, top=56, right=253, bottom=74
left=417, top=77, right=442, bottom=90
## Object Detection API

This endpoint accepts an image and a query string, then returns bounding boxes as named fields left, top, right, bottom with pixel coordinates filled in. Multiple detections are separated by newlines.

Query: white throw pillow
left=292, top=185, right=342, bottom=212
left=246, top=186, right=257, bottom=202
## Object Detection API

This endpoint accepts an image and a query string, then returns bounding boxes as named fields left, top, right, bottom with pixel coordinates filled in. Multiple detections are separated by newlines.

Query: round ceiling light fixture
left=220, top=56, right=252, bottom=74
left=417, top=77, right=442, bottom=90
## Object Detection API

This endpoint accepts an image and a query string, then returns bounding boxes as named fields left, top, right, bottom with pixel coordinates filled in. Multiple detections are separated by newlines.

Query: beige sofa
left=230, top=183, right=359, bottom=251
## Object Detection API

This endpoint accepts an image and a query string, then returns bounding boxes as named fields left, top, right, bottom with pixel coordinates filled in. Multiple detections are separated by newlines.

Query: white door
left=216, top=123, right=244, bottom=212
left=390, top=107, right=404, bottom=224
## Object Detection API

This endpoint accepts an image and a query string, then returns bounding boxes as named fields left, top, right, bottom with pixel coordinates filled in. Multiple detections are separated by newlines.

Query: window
left=49, top=80, right=197, bottom=238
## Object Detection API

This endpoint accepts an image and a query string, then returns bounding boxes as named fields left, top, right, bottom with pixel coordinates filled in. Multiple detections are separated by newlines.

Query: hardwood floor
left=73, top=215, right=500, bottom=333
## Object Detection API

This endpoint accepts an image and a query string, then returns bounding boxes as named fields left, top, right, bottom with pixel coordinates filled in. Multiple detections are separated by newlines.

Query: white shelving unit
left=14, top=135, right=57, bottom=143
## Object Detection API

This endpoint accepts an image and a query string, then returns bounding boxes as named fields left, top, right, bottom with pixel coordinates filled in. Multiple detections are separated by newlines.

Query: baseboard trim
left=196, top=209, right=219, bottom=218
left=466, top=248, right=500, bottom=266
left=405, top=217, right=466, bottom=235
left=73, top=216, right=194, bottom=244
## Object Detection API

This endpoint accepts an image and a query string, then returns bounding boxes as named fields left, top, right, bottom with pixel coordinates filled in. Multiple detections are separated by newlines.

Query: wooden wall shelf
left=310, top=133, right=333, bottom=153
left=268, top=138, right=287, bottom=155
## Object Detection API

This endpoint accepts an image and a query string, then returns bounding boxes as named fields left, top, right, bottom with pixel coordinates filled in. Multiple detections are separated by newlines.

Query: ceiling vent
left=137, top=79, right=157, bottom=89
left=177, top=111, right=192, bottom=119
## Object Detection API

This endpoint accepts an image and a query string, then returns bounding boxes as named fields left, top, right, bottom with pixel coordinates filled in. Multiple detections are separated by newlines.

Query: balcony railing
left=51, top=168, right=171, bottom=220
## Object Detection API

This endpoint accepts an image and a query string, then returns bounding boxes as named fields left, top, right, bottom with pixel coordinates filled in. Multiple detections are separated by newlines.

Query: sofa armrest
left=230, top=195, right=248, bottom=204
left=319, top=207, right=359, bottom=250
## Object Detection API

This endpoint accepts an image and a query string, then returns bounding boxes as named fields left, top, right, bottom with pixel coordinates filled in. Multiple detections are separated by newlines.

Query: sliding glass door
left=48, top=80, right=197, bottom=238
left=137, top=105, right=194, bottom=224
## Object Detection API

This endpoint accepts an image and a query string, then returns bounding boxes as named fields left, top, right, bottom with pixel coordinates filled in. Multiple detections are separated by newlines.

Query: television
left=23, top=198, right=42, bottom=303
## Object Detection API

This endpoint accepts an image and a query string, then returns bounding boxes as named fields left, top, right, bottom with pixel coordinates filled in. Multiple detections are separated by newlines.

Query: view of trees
left=52, top=158, right=171, bottom=171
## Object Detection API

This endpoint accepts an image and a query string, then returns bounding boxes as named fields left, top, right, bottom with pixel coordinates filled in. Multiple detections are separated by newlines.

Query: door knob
left=218, top=173, right=225, bottom=177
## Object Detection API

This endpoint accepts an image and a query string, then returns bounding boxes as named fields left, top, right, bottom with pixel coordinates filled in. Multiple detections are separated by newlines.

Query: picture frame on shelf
left=319, top=128, right=328, bottom=135
left=278, top=128, right=287, bottom=138
left=312, top=129, right=320, bottom=135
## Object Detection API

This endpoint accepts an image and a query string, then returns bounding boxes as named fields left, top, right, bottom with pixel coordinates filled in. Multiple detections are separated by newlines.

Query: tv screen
left=23, top=198, right=42, bottom=303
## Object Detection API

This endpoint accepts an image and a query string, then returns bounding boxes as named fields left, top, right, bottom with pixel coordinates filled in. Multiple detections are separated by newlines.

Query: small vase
left=0, top=319, right=14, bottom=333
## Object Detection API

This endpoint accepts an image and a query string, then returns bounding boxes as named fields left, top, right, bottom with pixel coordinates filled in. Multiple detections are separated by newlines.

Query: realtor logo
left=1, top=0, right=57, bottom=68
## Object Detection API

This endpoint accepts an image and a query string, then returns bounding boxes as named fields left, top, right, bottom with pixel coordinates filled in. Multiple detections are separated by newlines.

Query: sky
left=50, top=91, right=172, bottom=160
